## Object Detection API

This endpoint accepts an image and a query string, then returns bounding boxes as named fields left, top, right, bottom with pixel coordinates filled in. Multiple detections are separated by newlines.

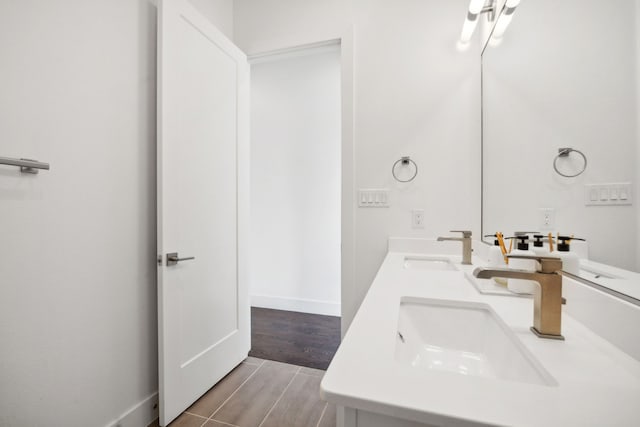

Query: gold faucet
left=473, top=255, right=565, bottom=340
left=437, top=230, right=472, bottom=265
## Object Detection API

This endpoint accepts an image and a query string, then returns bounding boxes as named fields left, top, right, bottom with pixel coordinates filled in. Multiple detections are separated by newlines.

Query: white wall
left=188, top=0, right=234, bottom=39
left=234, top=0, right=350, bottom=54
left=0, top=1, right=231, bottom=426
left=636, top=0, right=640, bottom=271
left=235, top=0, right=482, bottom=330
left=250, top=45, right=342, bottom=316
left=482, top=0, right=638, bottom=271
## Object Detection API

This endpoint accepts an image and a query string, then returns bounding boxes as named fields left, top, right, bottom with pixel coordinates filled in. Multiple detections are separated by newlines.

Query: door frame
left=246, top=29, right=355, bottom=337
left=149, top=25, right=353, bottom=427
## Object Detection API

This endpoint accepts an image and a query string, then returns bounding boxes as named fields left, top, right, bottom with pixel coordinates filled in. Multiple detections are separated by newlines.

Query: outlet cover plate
left=538, top=208, right=555, bottom=231
left=412, top=209, right=425, bottom=229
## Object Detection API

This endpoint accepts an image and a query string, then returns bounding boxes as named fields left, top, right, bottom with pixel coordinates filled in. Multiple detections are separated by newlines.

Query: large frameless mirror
left=481, top=0, right=640, bottom=301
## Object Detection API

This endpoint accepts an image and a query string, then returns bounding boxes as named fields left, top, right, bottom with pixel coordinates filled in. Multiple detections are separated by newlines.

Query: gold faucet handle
left=506, top=254, right=563, bottom=273
left=450, top=230, right=472, bottom=238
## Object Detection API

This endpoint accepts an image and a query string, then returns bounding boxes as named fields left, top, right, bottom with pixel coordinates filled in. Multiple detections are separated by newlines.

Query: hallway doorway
left=249, top=42, right=342, bottom=368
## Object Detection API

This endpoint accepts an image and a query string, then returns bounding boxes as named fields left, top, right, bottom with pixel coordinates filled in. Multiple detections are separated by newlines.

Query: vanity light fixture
left=459, top=0, right=496, bottom=49
left=489, top=0, right=521, bottom=46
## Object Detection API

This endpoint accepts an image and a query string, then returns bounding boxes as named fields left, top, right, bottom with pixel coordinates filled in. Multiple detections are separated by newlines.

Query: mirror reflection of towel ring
left=392, top=156, right=418, bottom=183
left=553, top=148, right=587, bottom=178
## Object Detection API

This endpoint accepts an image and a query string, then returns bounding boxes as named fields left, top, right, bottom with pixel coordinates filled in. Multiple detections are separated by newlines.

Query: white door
left=157, top=0, right=250, bottom=425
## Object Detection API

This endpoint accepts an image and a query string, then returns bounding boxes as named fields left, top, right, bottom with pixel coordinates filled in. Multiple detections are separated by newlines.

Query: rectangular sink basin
left=395, top=297, right=556, bottom=386
left=403, top=256, right=457, bottom=271
left=579, top=267, right=620, bottom=280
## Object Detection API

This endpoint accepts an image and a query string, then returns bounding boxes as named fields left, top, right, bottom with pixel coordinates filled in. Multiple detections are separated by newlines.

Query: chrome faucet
left=437, top=230, right=472, bottom=265
left=473, top=255, right=565, bottom=340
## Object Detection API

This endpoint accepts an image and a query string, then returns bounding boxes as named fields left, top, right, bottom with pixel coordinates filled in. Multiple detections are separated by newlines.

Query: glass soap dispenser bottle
left=484, top=234, right=508, bottom=286
left=531, top=234, right=551, bottom=257
left=484, top=234, right=507, bottom=268
left=507, top=233, right=538, bottom=295
left=551, top=236, right=586, bottom=276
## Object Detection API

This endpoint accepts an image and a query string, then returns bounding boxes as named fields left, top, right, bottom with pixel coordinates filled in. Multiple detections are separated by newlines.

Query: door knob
left=166, top=252, right=195, bottom=266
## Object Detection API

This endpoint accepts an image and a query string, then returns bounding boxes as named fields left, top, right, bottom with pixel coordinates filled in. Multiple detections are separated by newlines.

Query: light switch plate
left=358, top=189, right=389, bottom=207
left=585, top=183, right=632, bottom=206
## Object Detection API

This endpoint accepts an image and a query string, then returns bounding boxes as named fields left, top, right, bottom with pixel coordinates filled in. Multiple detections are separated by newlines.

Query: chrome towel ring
left=553, top=148, right=587, bottom=178
left=392, top=156, right=418, bottom=183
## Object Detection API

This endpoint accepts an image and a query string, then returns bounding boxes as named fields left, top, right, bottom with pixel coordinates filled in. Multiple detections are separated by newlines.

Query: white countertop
left=321, top=241, right=640, bottom=426
left=579, top=258, right=640, bottom=301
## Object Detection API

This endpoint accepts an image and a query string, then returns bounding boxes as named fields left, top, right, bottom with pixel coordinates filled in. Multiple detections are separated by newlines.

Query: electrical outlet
left=412, top=209, right=425, bottom=229
left=538, top=208, right=555, bottom=230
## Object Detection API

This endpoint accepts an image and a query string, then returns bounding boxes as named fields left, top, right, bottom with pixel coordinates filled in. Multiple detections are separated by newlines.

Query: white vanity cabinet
left=339, top=407, right=440, bottom=427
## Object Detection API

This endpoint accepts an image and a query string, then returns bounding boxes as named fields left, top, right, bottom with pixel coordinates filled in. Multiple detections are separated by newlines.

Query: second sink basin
left=403, top=256, right=457, bottom=271
left=395, top=297, right=556, bottom=386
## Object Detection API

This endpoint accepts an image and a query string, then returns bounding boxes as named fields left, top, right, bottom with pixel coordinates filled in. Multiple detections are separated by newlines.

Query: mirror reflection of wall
left=482, top=0, right=639, bottom=273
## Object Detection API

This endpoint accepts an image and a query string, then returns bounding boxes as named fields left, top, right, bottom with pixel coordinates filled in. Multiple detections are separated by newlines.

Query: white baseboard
left=105, top=391, right=159, bottom=427
left=251, top=294, right=341, bottom=316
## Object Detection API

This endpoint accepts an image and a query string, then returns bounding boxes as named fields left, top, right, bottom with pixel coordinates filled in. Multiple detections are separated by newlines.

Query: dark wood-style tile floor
left=249, top=307, right=341, bottom=370
left=149, top=357, right=336, bottom=427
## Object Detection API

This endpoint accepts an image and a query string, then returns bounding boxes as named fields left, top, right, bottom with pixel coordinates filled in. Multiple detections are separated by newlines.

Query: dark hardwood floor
left=249, top=307, right=341, bottom=370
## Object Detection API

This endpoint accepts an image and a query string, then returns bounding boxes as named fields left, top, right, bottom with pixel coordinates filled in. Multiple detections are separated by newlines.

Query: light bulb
left=491, top=12, right=513, bottom=40
left=460, top=14, right=479, bottom=43
left=468, top=0, right=486, bottom=15
left=490, top=3, right=519, bottom=44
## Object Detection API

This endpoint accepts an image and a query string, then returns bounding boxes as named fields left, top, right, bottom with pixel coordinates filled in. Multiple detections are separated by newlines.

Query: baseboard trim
left=251, top=294, right=341, bottom=316
left=105, top=391, right=159, bottom=427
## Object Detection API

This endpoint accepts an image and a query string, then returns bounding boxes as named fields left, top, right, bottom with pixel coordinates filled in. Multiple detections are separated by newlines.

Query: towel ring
left=553, top=148, right=587, bottom=178
left=392, top=156, right=418, bottom=183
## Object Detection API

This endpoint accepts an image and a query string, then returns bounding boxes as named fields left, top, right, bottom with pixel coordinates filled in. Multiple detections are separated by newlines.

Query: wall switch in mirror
left=538, top=208, right=555, bottom=230
left=584, top=183, right=632, bottom=206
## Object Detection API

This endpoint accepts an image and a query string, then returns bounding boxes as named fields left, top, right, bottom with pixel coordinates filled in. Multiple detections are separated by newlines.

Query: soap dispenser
left=531, top=234, right=551, bottom=257
left=484, top=234, right=508, bottom=286
left=484, top=234, right=507, bottom=268
left=507, top=233, right=538, bottom=294
left=551, top=236, right=586, bottom=276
